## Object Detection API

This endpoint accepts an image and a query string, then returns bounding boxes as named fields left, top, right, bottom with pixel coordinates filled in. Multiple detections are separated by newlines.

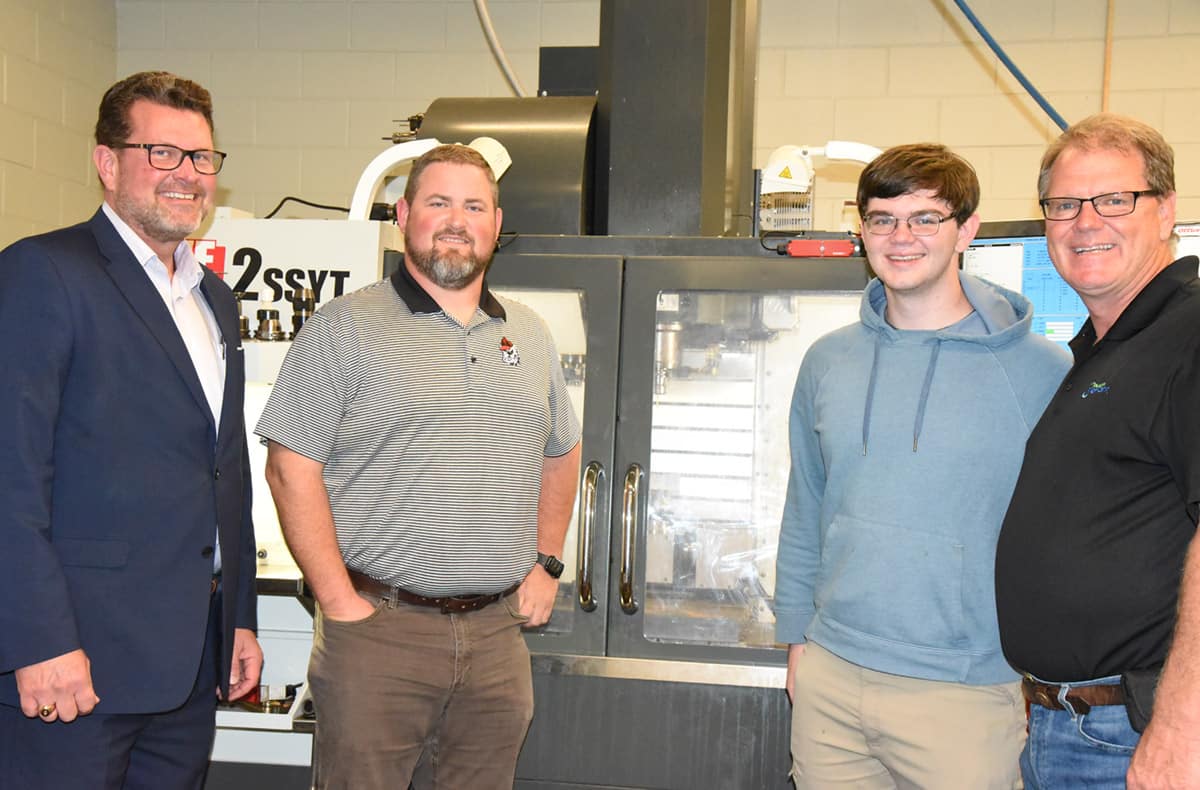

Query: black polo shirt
left=996, top=256, right=1200, bottom=682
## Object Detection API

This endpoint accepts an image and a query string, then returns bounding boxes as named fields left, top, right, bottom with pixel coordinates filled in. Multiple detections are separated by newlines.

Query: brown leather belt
left=347, top=568, right=520, bottom=614
left=1022, top=675, right=1124, bottom=715
left=210, top=574, right=221, bottom=595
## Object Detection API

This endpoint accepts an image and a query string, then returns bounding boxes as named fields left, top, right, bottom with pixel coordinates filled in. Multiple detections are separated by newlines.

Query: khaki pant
left=308, top=591, right=533, bottom=790
left=791, top=642, right=1025, bottom=790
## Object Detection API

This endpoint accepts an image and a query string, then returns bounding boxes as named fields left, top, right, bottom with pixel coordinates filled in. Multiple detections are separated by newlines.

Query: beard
left=406, top=233, right=493, bottom=290
left=114, top=182, right=208, bottom=246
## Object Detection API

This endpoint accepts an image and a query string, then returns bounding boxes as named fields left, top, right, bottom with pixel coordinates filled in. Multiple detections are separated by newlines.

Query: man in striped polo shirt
left=257, top=144, right=581, bottom=790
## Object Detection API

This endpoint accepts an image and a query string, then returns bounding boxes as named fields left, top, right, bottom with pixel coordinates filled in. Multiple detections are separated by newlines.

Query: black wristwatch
left=536, top=552, right=565, bottom=579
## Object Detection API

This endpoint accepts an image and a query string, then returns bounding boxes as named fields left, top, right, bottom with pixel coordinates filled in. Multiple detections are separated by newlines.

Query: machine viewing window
left=645, top=290, right=860, bottom=648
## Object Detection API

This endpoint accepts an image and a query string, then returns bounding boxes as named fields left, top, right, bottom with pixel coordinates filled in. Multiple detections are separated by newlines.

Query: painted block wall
left=0, top=0, right=117, bottom=249
left=757, top=0, right=1200, bottom=228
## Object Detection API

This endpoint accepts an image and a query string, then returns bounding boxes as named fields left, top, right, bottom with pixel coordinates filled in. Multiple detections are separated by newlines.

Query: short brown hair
left=95, top=71, right=214, bottom=147
left=404, top=144, right=499, bottom=206
left=856, top=143, right=980, bottom=224
left=1038, top=113, right=1175, bottom=199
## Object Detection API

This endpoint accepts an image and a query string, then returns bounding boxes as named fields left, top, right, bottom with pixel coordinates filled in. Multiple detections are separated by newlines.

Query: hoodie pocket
left=815, top=513, right=965, bottom=649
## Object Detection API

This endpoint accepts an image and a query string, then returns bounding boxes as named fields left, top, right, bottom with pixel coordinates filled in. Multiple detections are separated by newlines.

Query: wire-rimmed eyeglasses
left=862, top=212, right=955, bottom=237
left=1039, top=190, right=1159, bottom=221
left=111, top=143, right=227, bottom=175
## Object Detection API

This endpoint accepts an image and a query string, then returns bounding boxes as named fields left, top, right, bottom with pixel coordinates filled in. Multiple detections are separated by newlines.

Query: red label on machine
left=785, top=238, right=861, bottom=258
left=189, top=238, right=227, bottom=277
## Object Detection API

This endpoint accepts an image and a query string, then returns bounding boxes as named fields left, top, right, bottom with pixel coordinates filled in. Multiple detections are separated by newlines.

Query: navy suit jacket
left=0, top=209, right=257, bottom=714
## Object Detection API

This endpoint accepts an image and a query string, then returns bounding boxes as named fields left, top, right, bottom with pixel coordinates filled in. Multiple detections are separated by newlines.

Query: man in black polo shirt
left=996, top=113, right=1200, bottom=789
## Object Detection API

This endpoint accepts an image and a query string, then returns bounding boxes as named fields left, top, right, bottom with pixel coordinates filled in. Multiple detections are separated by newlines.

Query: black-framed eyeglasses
left=110, top=143, right=227, bottom=175
left=1039, top=190, right=1158, bottom=221
left=862, top=212, right=955, bottom=237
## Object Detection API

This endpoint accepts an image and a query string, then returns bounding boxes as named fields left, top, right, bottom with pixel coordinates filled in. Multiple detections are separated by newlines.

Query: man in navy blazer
left=0, top=71, right=262, bottom=790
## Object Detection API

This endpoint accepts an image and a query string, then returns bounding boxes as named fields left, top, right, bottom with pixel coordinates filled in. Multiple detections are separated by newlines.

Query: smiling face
left=398, top=161, right=502, bottom=291
left=94, top=99, right=215, bottom=263
left=1043, top=145, right=1176, bottom=320
left=861, top=189, right=980, bottom=302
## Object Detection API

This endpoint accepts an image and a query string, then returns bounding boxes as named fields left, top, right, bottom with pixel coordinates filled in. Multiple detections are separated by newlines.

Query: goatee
left=407, top=240, right=492, bottom=290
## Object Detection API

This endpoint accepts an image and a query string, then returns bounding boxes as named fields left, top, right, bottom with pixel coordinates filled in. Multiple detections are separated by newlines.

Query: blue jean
left=1021, top=675, right=1140, bottom=789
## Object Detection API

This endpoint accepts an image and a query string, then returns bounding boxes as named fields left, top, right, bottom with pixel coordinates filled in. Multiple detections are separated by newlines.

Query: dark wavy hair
left=856, top=143, right=980, bottom=224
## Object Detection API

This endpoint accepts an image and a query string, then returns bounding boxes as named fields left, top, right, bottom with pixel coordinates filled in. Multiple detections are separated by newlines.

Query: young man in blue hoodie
left=775, top=143, right=1070, bottom=789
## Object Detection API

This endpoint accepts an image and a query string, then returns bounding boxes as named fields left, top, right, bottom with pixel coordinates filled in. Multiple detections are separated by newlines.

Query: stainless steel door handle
left=576, top=461, right=604, bottom=612
left=619, top=463, right=642, bottom=614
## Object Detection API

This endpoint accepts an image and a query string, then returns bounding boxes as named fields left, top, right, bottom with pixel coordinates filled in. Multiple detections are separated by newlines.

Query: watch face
left=540, top=553, right=565, bottom=578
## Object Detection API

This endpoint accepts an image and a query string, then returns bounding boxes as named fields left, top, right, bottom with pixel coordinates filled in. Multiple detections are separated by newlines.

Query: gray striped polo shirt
left=255, top=267, right=581, bottom=596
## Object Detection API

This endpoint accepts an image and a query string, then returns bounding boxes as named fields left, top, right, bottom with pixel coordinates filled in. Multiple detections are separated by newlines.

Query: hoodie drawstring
left=861, top=337, right=942, bottom=455
left=862, top=337, right=882, bottom=455
left=913, top=341, right=941, bottom=452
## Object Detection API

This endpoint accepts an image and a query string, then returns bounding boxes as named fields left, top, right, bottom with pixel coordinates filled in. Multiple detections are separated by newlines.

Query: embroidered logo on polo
left=1081, top=381, right=1110, bottom=399
left=500, top=336, right=520, bottom=366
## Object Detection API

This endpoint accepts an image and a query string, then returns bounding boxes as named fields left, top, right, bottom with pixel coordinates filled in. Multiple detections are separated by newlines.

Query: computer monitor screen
left=961, top=220, right=1086, bottom=348
left=963, top=220, right=1200, bottom=350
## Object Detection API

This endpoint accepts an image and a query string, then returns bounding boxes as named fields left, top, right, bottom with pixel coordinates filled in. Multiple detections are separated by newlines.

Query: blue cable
left=952, top=0, right=1069, bottom=131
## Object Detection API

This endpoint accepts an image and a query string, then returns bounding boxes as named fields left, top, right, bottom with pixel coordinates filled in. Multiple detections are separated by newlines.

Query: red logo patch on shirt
left=499, top=336, right=520, bottom=366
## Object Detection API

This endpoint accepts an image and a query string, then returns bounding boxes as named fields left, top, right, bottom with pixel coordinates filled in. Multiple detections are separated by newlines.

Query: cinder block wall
left=0, top=0, right=116, bottom=249
left=757, top=0, right=1200, bottom=228
left=115, top=0, right=602, bottom=221
left=3, top=0, right=1200, bottom=249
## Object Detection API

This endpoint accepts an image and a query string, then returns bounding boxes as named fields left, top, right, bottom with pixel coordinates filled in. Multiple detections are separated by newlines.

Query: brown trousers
left=308, top=590, right=533, bottom=790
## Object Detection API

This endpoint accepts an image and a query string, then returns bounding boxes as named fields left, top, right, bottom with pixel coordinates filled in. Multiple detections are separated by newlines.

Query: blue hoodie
left=775, top=272, right=1070, bottom=684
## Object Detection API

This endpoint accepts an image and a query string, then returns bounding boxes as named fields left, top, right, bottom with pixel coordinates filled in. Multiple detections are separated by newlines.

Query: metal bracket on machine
left=346, top=137, right=513, bottom=222
left=347, top=138, right=442, bottom=221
